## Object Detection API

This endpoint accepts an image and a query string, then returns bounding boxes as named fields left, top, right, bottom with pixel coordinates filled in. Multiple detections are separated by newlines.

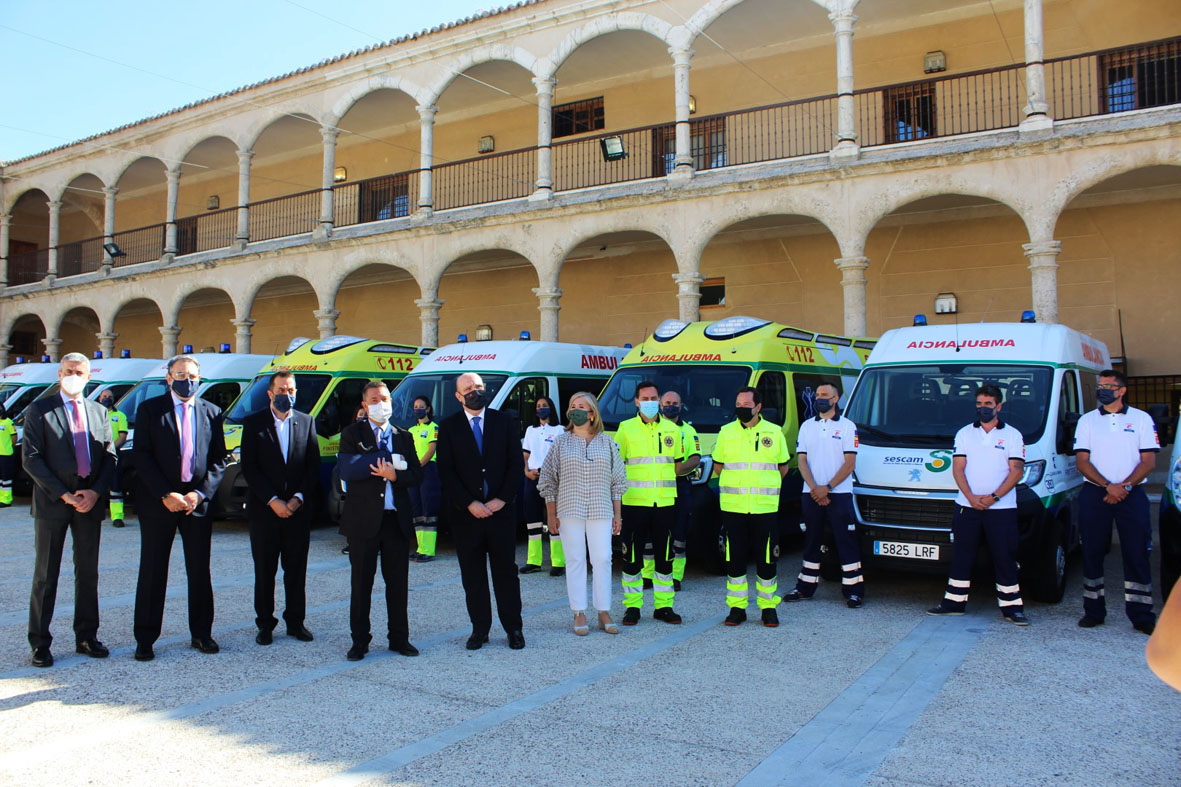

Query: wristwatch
left=991, top=493, right=1001, bottom=502
left=1123, top=484, right=1134, bottom=493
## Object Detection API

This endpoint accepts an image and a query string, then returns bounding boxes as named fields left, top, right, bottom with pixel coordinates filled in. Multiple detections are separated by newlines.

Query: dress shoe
left=341, top=545, right=350, bottom=555
left=465, top=633, right=489, bottom=650
left=846, top=595, right=864, bottom=609
left=1133, top=619, right=1156, bottom=635
left=519, top=564, right=542, bottom=575
left=725, top=608, right=747, bottom=626
left=76, top=638, right=110, bottom=658
left=134, top=643, right=155, bottom=661
left=415, top=553, right=435, bottom=563
left=762, top=609, right=779, bottom=627
left=31, top=646, right=53, bottom=668
left=346, top=643, right=368, bottom=661
left=287, top=625, right=314, bottom=642
left=191, top=636, right=220, bottom=654
left=549, top=566, right=565, bottom=577
left=256, top=629, right=273, bottom=646
left=784, top=590, right=812, bottom=602
left=507, top=630, right=526, bottom=649
left=926, top=603, right=964, bottom=616
left=1077, top=615, right=1104, bottom=628
left=112, top=518, right=125, bottom=528
left=622, top=607, right=641, bottom=626
left=408, top=552, right=420, bottom=562
left=653, top=608, right=682, bottom=624
left=389, top=641, right=420, bottom=657
left=1003, top=612, right=1031, bottom=626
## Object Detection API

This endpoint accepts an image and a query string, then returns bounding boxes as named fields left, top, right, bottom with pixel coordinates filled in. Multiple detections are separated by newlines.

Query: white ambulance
left=0, top=362, right=63, bottom=419
left=842, top=314, right=1110, bottom=602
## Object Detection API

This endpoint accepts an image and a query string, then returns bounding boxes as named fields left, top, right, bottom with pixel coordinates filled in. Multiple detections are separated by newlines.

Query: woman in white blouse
left=538, top=391, right=626, bottom=635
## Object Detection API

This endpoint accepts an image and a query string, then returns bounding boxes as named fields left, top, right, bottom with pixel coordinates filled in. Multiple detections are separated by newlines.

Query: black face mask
left=735, top=406, right=756, bottom=423
left=814, top=398, right=833, bottom=415
left=413, top=408, right=428, bottom=420
left=171, top=378, right=198, bottom=399
left=99, top=399, right=115, bottom=410
left=463, top=389, right=487, bottom=410
left=272, top=394, right=295, bottom=414
left=661, top=405, right=681, bottom=420
left=976, top=406, right=996, bottom=423
left=1096, top=388, right=1118, bottom=406
left=536, top=407, right=551, bottom=421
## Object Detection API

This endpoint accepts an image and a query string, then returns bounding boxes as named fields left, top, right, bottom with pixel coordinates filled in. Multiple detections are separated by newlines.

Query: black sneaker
left=643, top=577, right=654, bottom=589
left=622, top=607, right=641, bottom=626
left=408, top=552, right=420, bottom=562
left=927, top=603, right=964, bottom=616
left=341, top=546, right=350, bottom=555
left=1077, top=615, right=1104, bottom=628
left=112, top=519, right=125, bottom=528
left=784, top=590, right=811, bottom=603
left=846, top=595, right=863, bottom=609
left=549, top=566, right=565, bottom=577
left=415, top=554, right=435, bottom=563
left=519, top=564, right=542, bottom=575
left=1133, top=619, right=1156, bottom=635
left=724, top=608, right=747, bottom=626
left=1003, top=612, right=1030, bottom=626
left=761, top=609, right=779, bottom=627
left=653, top=608, right=682, bottom=624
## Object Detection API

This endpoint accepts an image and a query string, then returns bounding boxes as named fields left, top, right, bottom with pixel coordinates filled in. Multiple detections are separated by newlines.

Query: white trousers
left=558, top=517, right=613, bottom=612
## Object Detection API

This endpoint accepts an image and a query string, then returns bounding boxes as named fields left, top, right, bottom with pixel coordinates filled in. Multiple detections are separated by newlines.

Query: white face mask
left=367, top=401, right=392, bottom=424
left=61, top=375, right=87, bottom=397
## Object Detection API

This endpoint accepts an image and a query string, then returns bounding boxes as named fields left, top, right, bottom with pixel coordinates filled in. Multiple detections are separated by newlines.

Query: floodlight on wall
left=334, top=166, right=348, bottom=183
left=599, top=136, right=627, bottom=162
left=934, top=292, right=958, bottom=314
left=688, top=95, right=697, bottom=114
left=475, top=324, right=493, bottom=342
left=924, top=50, right=947, bottom=74
left=102, top=242, right=126, bottom=259
left=207, top=195, right=220, bottom=211
left=478, top=135, right=495, bottom=154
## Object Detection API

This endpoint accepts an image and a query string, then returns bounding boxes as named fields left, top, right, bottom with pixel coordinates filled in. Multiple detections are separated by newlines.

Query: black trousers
left=941, top=506, right=1023, bottom=614
left=348, top=510, right=410, bottom=646
left=621, top=504, right=675, bottom=580
left=134, top=511, right=214, bottom=644
left=453, top=507, right=522, bottom=636
left=249, top=508, right=311, bottom=631
left=29, top=511, right=103, bottom=648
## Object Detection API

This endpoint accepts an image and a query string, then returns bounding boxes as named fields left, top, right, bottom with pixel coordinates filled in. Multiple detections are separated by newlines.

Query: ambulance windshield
left=598, top=364, right=752, bottom=432
left=388, top=373, right=510, bottom=429
left=844, top=364, right=1054, bottom=446
left=224, top=373, right=332, bottom=425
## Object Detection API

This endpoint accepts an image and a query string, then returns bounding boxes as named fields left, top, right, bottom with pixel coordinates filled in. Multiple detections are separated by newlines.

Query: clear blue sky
left=1, top=0, right=502, bottom=162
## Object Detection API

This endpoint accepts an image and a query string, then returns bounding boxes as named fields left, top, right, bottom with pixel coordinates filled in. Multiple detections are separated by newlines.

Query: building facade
left=0, top=0, right=1178, bottom=375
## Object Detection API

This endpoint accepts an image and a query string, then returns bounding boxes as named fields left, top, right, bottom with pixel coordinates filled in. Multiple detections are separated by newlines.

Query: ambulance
left=0, top=361, right=63, bottom=420
left=218, top=335, right=434, bottom=519
left=596, top=316, right=875, bottom=571
left=11, top=355, right=161, bottom=440
left=842, top=314, right=1109, bottom=602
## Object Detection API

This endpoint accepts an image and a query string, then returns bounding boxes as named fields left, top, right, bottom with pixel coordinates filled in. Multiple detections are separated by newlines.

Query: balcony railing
left=13, top=36, right=1177, bottom=289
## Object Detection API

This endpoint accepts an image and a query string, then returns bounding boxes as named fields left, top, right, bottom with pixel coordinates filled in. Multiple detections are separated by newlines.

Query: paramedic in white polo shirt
left=1073, top=369, right=1159, bottom=635
left=928, top=383, right=1029, bottom=625
left=786, top=381, right=864, bottom=607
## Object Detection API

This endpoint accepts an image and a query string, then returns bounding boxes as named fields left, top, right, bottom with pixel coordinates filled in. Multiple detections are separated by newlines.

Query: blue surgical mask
left=272, top=393, right=295, bottom=414
left=413, top=408, right=428, bottom=420
left=1096, top=388, right=1118, bottom=406
left=171, top=378, right=197, bottom=399
left=638, top=401, right=660, bottom=419
left=976, top=406, right=996, bottom=422
left=661, top=405, right=681, bottom=420
left=537, top=407, right=552, bottom=421
left=814, top=398, right=833, bottom=414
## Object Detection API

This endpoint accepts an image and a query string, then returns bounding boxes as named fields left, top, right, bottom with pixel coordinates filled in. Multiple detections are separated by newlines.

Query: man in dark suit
left=240, top=371, right=321, bottom=646
left=436, top=372, right=525, bottom=650
left=23, top=353, right=117, bottom=667
left=132, top=354, right=228, bottom=661
left=338, top=380, right=422, bottom=661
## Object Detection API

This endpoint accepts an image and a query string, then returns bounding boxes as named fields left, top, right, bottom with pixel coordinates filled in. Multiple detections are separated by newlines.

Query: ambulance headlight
left=1020, top=460, right=1045, bottom=488
left=1170, top=457, right=1181, bottom=511
left=231, top=447, right=241, bottom=464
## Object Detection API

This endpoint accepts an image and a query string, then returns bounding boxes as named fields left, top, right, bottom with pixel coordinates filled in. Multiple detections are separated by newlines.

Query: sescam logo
left=641, top=353, right=723, bottom=363
left=907, top=339, right=1016, bottom=350
left=581, top=355, right=619, bottom=370
left=925, top=449, right=952, bottom=472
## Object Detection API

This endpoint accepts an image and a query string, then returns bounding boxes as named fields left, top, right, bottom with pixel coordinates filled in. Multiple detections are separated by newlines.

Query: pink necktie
left=180, top=402, right=194, bottom=483
left=69, top=401, right=91, bottom=479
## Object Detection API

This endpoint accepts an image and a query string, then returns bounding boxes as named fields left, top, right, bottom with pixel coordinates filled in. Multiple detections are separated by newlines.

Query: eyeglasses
left=1097, top=384, right=1124, bottom=390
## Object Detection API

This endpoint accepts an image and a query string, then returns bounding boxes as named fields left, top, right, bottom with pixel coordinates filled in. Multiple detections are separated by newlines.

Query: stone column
left=236, top=149, right=254, bottom=249
left=163, top=166, right=181, bottom=261
left=0, top=212, right=10, bottom=286
left=232, top=318, right=256, bottom=354
left=673, top=272, right=706, bottom=323
left=42, top=337, right=63, bottom=363
left=0, top=344, right=11, bottom=370
left=830, top=9, right=859, bottom=158
left=102, top=186, right=118, bottom=270
left=96, top=332, right=118, bottom=359
left=415, top=297, right=443, bottom=347
left=416, top=105, right=438, bottom=214
left=317, top=127, right=339, bottom=238
left=47, top=199, right=62, bottom=277
left=836, top=256, right=870, bottom=336
left=159, top=325, right=182, bottom=359
left=1020, top=0, right=1053, bottom=132
left=313, top=308, right=340, bottom=339
left=1023, top=240, right=1061, bottom=324
left=531, top=77, right=556, bottom=200
left=670, top=47, right=695, bottom=174
left=533, top=287, right=562, bottom=342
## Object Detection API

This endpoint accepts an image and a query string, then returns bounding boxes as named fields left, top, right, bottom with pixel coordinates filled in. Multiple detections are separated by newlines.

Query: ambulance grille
left=856, top=496, right=955, bottom=528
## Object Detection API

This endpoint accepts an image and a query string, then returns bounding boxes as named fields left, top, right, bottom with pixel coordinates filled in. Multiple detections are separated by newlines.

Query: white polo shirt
left=952, top=421, right=1025, bottom=509
left=1072, top=404, right=1160, bottom=485
left=795, top=414, right=858, bottom=493
left=522, top=424, right=564, bottom=470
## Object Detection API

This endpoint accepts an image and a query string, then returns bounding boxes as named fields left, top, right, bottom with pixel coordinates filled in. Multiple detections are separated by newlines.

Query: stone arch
left=166, top=284, right=242, bottom=328
left=435, top=247, right=542, bottom=345
left=240, top=109, right=327, bottom=155
left=243, top=274, right=321, bottom=356
left=47, top=168, right=108, bottom=204
left=169, top=286, right=238, bottom=354
left=55, top=305, right=102, bottom=358
left=1043, top=147, right=1181, bottom=239
left=423, top=45, right=542, bottom=107
left=326, top=251, right=424, bottom=310
left=686, top=197, right=844, bottom=272
left=684, top=0, right=833, bottom=44
left=2, top=311, right=48, bottom=349
left=332, top=261, right=423, bottom=345
left=326, top=76, right=430, bottom=128
left=107, top=297, right=165, bottom=360
left=544, top=13, right=677, bottom=79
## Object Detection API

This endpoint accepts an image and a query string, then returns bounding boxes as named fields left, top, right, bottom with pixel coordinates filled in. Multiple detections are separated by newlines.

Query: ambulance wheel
left=1027, top=518, right=1067, bottom=603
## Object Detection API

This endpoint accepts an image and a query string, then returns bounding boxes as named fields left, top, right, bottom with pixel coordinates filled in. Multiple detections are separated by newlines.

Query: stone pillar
left=159, top=325, right=182, bottom=359
left=533, top=287, right=562, bottom=342
left=0, top=344, right=11, bottom=370
left=47, top=199, right=62, bottom=277
left=531, top=77, right=556, bottom=200
left=232, top=318, right=256, bottom=354
left=96, top=332, right=118, bottom=359
left=673, top=272, right=706, bottom=323
left=163, top=166, right=181, bottom=260
left=415, top=298, right=443, bottom=347
left=670, top=47, right=695, bottom=174
left=836, top=256, right=870, bottom=336
left=42, top=337, right=63, bottom=363
left=313, top=308, right=340, bottom=340
left=0, top=212, right=10, bottom=286
left=317, top=127, right=339, bottom=238
left=236, top=149, right=254, bottom=249
left=1020, top=0, right=1053, bottom=132
left=102, top=187, right=118, bottom=270
left=1023, top=240, right=1061, bottom=324
left=830, top=9, right=859, bottom=158
left=416, top=105, right=438, bottom=213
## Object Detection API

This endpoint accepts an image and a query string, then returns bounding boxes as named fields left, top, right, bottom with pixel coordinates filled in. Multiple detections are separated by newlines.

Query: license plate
left=873, top=540, right=940, bottom=560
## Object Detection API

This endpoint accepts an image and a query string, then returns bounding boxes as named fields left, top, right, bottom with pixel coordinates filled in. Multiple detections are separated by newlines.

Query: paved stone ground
left=0, top=497, right=1177, bottom=786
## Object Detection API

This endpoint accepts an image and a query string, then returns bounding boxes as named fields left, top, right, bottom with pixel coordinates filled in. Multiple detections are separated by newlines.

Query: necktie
left=471, top=416, right=483, bottom=454
left=180, top=402, right=194, bottom=483
left=69, top=401, right=91, bottom=479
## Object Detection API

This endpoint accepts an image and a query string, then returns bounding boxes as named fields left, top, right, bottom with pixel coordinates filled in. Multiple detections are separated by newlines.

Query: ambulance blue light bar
left=285, top=337, right=311, bottom=354
left=1020, top=310, right=1036, bottom=323
left=519, top=331, right=531, bottom=341
left=120, top=350, right=131, bottom=358
left=777, top=327, right=814, bottom=342
left=311, top=335, right=364, bottom=355
left=624, top=343, right=632, bottom=349
left=653, top=319, right=690, bottom=342
left=458, top=333, right=469, bottom=343
left=183, top=345, right=193, bottom=353
left=94, top=351, right=103, bottom=359
left=15, top=357, right=25, bottom=364
left=913, top=314, right=928, bottom=326
left=704, top=316, right=771, bottom=340
left=41, top=355, right=50, bottom=362
left=219, top=343, right=231, bottom=353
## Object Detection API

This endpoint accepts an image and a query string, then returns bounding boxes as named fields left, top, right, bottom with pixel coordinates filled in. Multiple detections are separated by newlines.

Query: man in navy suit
left=436, top=372, right=525, bottom=650
left=132, top=355, right=228, bottom=661
left=23, top=353, right=117, bottom=668
left=239, top=371, right=321, bottom=646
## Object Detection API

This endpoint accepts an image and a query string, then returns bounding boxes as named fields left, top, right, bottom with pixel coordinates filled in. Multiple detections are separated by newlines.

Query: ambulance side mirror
left=1058, top=411, right=1081, bottom=456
